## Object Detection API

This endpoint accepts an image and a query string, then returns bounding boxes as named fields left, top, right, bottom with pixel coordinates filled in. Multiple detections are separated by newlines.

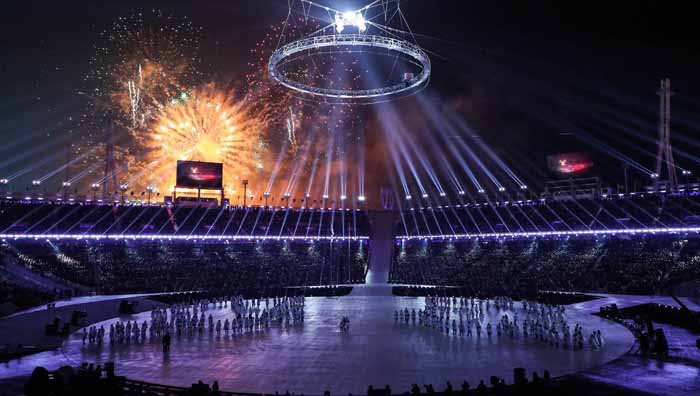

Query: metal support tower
left=655, top=78, right=678, bottom=187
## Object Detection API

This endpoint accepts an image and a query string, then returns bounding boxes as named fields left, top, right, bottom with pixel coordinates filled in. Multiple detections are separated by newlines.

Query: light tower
left=655, top=78, right=678, bottom=187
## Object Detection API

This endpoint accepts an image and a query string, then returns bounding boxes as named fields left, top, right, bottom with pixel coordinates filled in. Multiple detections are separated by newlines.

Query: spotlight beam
left=305, top=156, right=321, bottom=203
left=580, top=103, right=694, bottom=170
left=568, top=199, right=610, bottom=230
left=121, top=205, right=154, bottom=235
left=292, top=207, right=305, bottom=237
left=439, top=208, right=457, bottom=235
left=513, top=204, right=540, bottom=232
left=317, top=207, right=325, bottom=238
left=554, top=200, right=591, bottom=231
left=23, top=206, right=63, bottom=234
left=82, top=206, right=119, bottom=235
left=474, top=205, right=496, bottom=234
left=447, top=111, right=527, bottom=189
left=137, top=207, right=166, bottom=236
left=322, top=131, right=335, bottom=201
left=590, top=200, right=636, bottom=229
left=1, top=205, right=48, bottom=234
left=569, top=126, right=653, bottom=176
left=356, top=135, right=366, bottom=202
left=156, top=206, right=184, bottom=236
left=444, top=115, right=504, bottom=191
left=42, top=206, right=82, bottom=234
left=329, top=204, right=337, bottom=236
left=64, top=205, right=102, bottom=235
left=402, top=127, right=445, bottom=196
left=543, top=204, right=573, bottom=231
left=102, top=205, right=137, bottom=235
left=408, top=206, right=421, bottom=236
left=67, top=162, right=103, bottom=185
left=666, top=198, right=699, bottom=220
left=220, top=208, right=241, bottom=236
left=205, top=207, right=227, bottom=237
left=418, top=209, right=434, bottom=237
left=386, top=134, right=411, bottom=197
left=451, top=204, right=480, bottom=234
left=418, top=96, right=485, bottom=193
left=380, top=110, right=429, bottom=196
left=249, top=207, right=265, bottom=237
left=4, top=147, right=71, bottom=183
left=501, top=205, right=525, bottom=233
left=428, top=206, right=445, bottom=236
left=283, top=125, right=319, bottom=199
left=189, top=203, right=217, bottom=237
left=235, top=208, right=252, bottom=236
left=305, top=206, right=316, bottom=238
left=264, top=208, right=278, bottom=237
left=624, top=199, right=670, bottom=228
left=527, top=205, right=557, bottom=232
left=0, top=132, right=73, bottom=170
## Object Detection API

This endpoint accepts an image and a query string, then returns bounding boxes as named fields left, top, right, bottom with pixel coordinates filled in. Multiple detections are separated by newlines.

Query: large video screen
left=547, top=152, right=594, bottom=175
left=176, top=160, right=223, bottom=189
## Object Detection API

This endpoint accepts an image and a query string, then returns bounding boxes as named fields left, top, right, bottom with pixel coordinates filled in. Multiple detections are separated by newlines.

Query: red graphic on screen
left=547, top=152, right=593, bottom=175
left=188, top=166, right=219, bottom=182
left=176, top=160, right=223, bottom=188
left=557, top=159, right=591, bottom=173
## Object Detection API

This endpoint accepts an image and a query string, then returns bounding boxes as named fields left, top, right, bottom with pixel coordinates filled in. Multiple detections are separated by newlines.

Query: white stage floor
left=1, top=290, right=634, bottom=395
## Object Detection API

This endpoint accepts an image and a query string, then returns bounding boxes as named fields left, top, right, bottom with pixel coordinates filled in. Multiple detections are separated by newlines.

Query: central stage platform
left=0, top=290, right=634, bottom=395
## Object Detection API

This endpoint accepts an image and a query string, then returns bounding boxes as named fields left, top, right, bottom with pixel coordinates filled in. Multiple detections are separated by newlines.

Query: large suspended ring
left=269, top=34, right=431, bottom=102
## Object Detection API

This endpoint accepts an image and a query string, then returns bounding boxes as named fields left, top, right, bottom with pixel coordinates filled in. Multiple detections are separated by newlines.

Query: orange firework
left=132, top=84, right=267, bottom=197
left=111, top=59, right=191, bottom=130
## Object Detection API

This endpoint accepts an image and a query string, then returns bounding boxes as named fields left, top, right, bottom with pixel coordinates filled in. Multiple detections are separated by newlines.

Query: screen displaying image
left=547, top=152, right=594, bottom=175
left=176, top=160, right=223, bottom=189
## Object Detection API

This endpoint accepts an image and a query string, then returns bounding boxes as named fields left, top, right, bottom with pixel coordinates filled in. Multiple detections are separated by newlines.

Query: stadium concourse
left=0, top=194, right=699, bottom=396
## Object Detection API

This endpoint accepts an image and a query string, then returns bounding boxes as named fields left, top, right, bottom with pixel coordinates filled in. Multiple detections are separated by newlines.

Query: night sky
left=2, top=0, right=699, bottom=195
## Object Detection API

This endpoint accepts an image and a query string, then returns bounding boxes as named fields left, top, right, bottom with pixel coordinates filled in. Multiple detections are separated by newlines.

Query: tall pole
left=656, top=78, right=678, bottom=188
left=242, top=179, right=248, bottom=207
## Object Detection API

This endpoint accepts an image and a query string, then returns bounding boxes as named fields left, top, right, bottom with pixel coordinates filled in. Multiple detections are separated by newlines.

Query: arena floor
left=3, top=286, right=635, bottom=395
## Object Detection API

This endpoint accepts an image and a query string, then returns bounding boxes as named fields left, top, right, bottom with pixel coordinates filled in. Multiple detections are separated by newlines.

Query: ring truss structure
left=269, top=34, right=431, bottom=101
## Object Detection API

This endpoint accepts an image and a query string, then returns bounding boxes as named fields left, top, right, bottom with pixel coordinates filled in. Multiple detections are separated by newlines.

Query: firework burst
left=76, top=10, right=202, bottom=170
left=94, top=9, right=202, bottom=129
left=134, top=84, right=265, bottom=196
left=73, top=11, right=370, bottom=202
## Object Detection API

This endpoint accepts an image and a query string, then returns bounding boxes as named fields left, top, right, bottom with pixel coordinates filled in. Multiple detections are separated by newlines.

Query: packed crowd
left=2, top=239, right=368, bottom=294
left=396, top=296, right=603, bottom=351
left=397, top=194, right=700, bottom=236
left=391, top=235, right=700, bottom=296
left=0, top=202, right=370, bottom=237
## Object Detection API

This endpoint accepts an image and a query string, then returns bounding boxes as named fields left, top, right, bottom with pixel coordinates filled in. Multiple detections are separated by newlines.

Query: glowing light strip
left=397, top=227, right=700, bottom=241
left=0, top=234, right=369, bottom=242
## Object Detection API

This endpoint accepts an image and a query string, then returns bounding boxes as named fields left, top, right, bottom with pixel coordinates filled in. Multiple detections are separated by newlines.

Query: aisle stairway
left=364, top=211, right=396, bottom=285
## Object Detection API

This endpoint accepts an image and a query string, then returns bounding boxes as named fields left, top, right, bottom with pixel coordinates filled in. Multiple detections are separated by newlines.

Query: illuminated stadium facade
left=2, top=2, right=700, bottom=396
